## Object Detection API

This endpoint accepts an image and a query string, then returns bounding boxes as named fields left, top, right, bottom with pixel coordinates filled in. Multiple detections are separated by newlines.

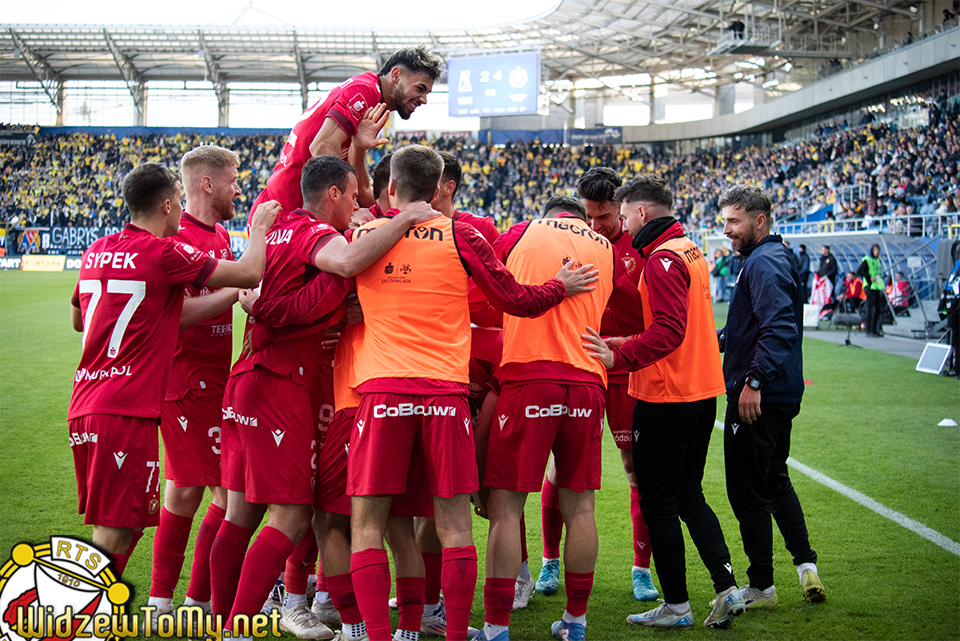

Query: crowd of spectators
left=1, top=131, right=284, bottom=229
left=2, top=93, right=958, bottom=237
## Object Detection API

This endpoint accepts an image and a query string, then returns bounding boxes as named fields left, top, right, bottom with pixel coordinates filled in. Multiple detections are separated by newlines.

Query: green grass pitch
left=1, top=270, right=958, bottom=640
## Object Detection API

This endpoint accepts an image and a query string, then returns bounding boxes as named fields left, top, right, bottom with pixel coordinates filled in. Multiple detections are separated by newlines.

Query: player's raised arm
left=204, top=199, right=280, bottom=288
left=349, top=105, right=390, bottom=208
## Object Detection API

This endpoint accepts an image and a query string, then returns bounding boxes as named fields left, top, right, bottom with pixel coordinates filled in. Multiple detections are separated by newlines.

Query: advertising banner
left=21, top=255, right=66, bottom=272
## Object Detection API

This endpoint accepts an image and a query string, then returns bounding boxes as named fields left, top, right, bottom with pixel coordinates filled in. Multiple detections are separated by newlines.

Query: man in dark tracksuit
left=717, top=185, right=826, bottom=610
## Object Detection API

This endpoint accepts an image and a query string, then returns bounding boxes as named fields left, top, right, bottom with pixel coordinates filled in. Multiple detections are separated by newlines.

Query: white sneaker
left=704, top=586, right=745, bottom=629
left=739, top=584, right=778, bottom=609
left=312, top=599, right=343, bottom=626
left=389, top=597, right=399, bottom=609
left=280, top=602, right=335, bottom=640
left=262, top=576, right=285, bottom=614
left=626, top=603, right=694, bottom=629
left=513, top=576, right=535, bottom=609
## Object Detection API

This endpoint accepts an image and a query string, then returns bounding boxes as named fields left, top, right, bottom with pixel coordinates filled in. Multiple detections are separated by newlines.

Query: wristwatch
left=744, top=375, right=764, bottom=391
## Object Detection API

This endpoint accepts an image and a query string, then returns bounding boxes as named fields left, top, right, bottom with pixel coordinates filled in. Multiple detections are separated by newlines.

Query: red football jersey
left=69, top=224, right=216, bottom=420
left=231, top=210, right=340, bottom=388
left=165, top=213, right=235, bottom=400
left=607, top=227, right=644, bottom=382
left=264, top=72, right=383, bottom=213
left=452, top=210, right=499, bottom=245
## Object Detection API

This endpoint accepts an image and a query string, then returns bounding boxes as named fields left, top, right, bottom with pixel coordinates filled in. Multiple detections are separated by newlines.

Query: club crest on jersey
left=0, top=537, right=131, bottom=641
left=348, top=94, right=367, bottom=116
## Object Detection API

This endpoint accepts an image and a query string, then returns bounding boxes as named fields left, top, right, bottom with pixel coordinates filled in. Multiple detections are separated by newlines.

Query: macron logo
left=731, top=423, right=740, bottom=435
left=356, top=419, right=365, bottom=438
left=660, top=257, right=673, bottom=272
left=114, top=452, right=127, bottom=469
left=724, top=563, right=733, bottom=574
left=499, top=415, right=508, bottom=431
left=463, top=418, right=471, bottom=435
left=272, top=430, right=285, bottom=446
left=177, top=416, right=188, bottom=432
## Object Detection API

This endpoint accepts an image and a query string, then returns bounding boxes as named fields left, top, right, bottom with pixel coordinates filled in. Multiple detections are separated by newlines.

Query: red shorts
left=314, top=364, right=336, bottom=448
left=160, top=392, right=223, bottom=487
left=485, top=383, right=604, bottom=493
left=347, top=393, right=477, bottom=498
left=605, top=383, right=635, bottom=451
left=69, top=415, right=162, bottom=529
left=221, top=368, right=316, bottom=505
left=316, top=408, right=433, bottom=517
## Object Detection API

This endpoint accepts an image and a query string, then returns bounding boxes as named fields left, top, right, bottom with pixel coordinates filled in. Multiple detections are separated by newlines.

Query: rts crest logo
left=0, top=537, right=130, bottom=641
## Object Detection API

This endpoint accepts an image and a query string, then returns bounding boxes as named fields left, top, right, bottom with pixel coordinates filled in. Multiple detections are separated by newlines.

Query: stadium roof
left=2, top=0, right=921, bottom=94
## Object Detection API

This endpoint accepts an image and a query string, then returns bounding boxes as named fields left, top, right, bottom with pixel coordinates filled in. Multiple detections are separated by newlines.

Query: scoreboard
left=447, top=51, right=540, bottom=117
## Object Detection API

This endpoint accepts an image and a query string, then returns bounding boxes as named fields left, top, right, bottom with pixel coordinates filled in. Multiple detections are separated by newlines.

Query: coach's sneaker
left=801, top=569, right=826, bottom=603
left=704, top=586, right=745, bottom=629
left=550, top=620, right=586, bottom=641
left=739, top=585, right=778, bottom=609
left=513, top=576, right=535, bottom=609
left=626, top=603, right=694, bottom=629
left=535, top=559, right=561, bottom=595
left=631, top=568, right=659, bottom=601
left=280, top=602, right=335, bottom=640
left=312, top=599, right=342, bottom=626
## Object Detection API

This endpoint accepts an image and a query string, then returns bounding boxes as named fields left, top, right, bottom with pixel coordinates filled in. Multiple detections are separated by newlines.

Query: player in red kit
left=147, top=146, right=249, bottom=623
left=210, top=155, right=439, bottom=637
left=252, top=45, right=441, bottom=214
left=68, top=162, right=278, bottom=577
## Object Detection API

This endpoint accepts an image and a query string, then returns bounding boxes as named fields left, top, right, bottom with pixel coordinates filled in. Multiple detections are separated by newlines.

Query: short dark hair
left=301, top=156, right=356, bottom=207
left=390, top=145, right=443, bottom=204
left=614, top=174, right=673, bottom=210
left=577, top=166, right=622, bottom=203
left=717, top=185, right=771, bottom=218
left=372, top=153, right=393, bottom=200
left=122, top=163, right=179, bottom=216
left=438, top=151, right=462, bottom=197
left=542, top=196, right=587, bottom=221
left=379, top=46, right=442, bottom=81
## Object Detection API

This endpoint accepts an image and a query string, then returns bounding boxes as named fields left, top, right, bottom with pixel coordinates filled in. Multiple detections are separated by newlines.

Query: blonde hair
left=180, top=145, right=240, bottom=187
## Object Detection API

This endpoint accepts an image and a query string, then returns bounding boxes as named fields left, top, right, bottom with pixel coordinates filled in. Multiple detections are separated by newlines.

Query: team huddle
left=67, top=47, right=826, bottom=641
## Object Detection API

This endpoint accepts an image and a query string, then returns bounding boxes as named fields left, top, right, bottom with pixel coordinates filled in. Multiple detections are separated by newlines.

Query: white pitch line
left=713, top=421, right=960, bottom=557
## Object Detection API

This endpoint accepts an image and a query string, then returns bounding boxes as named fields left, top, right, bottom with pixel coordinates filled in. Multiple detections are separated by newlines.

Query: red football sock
left=564, top=571, right=594, bottom=617
left=186, top=502, right=225, bottom=603
left=315, top=554, right=327, bottom=593
left=441, top=546, right=478, bottom=641
left=351, top=548, right=392, bottom=641
left=483, top=577, right=514, bottom=627
left=227, top=527, right=295, bottom=628
left=209, top=519, right=253, bottom=619
left=631, top=487, right=651, bottom=567
left=541, top=476, right=562, bottom=559
left=396, top=576, right=426, bottom=632
left=109, top=530, right=143, bottom=579
left=422, top=551, right=443, bottom=605
left=285, top=534, right=316, bottom=595
left=150, top=507, right=194, bottom=598
left=327, top=572, right=363, bottom=625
